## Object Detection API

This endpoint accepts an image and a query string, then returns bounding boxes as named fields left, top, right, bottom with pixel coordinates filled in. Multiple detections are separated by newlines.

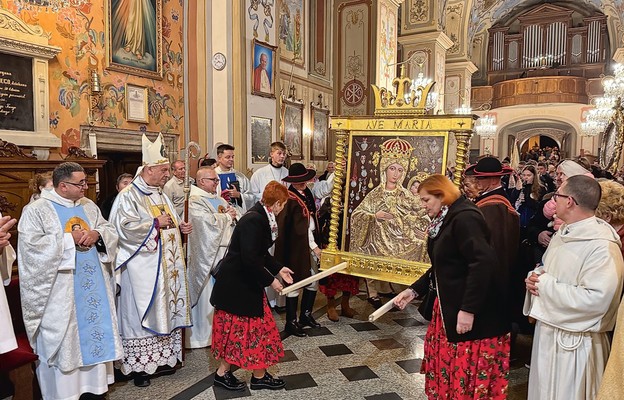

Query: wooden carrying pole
left=368, top=293, right=402, bottom=322
left=280, top=262, right=348, bottom=296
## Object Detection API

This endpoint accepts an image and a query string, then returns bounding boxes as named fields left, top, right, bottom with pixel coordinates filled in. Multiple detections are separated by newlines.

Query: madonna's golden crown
left=371, top=65, right=436, bottom=116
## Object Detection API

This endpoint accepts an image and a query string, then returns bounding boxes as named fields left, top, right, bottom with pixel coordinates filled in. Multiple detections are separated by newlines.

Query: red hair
left=418, top=174, right=460, bottom=205
left=262, top=181, right=288, bottom=206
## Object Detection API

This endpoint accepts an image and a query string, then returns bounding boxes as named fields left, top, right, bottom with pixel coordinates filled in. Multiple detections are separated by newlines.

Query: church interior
left=1, top=0, right=624, bottom=399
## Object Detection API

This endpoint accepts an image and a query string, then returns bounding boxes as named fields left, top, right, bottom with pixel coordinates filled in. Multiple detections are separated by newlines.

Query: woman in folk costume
left=210, top=181, right=293, bottom=391
left=110, top=134, right=193, bottom=387
left=274, top=163, right=324, bottom=337
left=395, top=175, right=511, bottom=400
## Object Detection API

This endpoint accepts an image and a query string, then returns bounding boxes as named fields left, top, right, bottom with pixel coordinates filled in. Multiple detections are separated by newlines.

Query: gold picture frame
left=106, top=0, right=163, bottom=80
left=321, top=116, right=475, bottom=286
left=125, top=84, right=149, bottom=123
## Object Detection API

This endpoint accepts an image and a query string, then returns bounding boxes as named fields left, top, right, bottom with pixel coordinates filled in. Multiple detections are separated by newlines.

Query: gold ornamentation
left=327, top=130, right=348, bottom=252
left=371, top=65, right=436, bottom=116
left=452, top=130, right=473, bottom=186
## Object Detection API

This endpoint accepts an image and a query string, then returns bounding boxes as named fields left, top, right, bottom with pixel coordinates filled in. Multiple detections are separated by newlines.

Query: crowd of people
left=2, top=133, right=624, bottom=399
left=415, top=155, right=624, bottom=399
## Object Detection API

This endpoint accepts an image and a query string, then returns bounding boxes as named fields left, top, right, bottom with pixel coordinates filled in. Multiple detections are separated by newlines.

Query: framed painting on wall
left=106, top=0, right=163, bottom=79
left=251, top=39, right=277, bottom=98
left=278, top=0, right=304, bottom=66
left=251, top=116, right=272, bottom=164
left=281, top=97, right=304, bottom=160
left=310, top=100, right=329, bottom=160
left=125, top=84, right=149, bottom=123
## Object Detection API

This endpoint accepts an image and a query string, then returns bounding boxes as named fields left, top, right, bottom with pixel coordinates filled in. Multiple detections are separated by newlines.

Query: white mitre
left=136, top=133, right=170, bottom=176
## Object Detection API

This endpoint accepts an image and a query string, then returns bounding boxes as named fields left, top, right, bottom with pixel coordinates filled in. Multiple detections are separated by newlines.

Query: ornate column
left=326, top=129, right=348, bottom=252
left=398, top=32, right=453, bottom=113
left=444, top=61, right=478, bottom=113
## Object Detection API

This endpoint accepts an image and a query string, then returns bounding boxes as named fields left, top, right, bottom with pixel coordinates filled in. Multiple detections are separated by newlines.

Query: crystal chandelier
left=581, top=64, right=624, bottom=137
left=475, top=114, right=497, bottom=138
left=14, top=0, right=88, bottom=13
left=403, top=72, right=438, bottom=111
left=454, top=104, right=472, bottom=115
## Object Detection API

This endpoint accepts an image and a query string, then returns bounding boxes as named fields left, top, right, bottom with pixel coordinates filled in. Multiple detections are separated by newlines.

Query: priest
left=524, top=175, right=624, bottom=400
left=110, top=133, right=193, bottom=387
left=18, top=162, right=122, bottom=400
left=0, top=215, right=17, bottom=355
left=186, top=166, right=240, bottom=348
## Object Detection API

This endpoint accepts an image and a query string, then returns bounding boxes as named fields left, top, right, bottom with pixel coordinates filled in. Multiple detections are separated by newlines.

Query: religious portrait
left=251, top=39, right=276, bottom=98
left=106, top=0, right=163, bottom=79
left=251, top=116, right=272, bottom=164
left=310, top=101, right=329, bottom=160
left=343, top=134, right=448, bottom=265
left=282, top=97, right=303, bottom=160
left=278, top=0, right=304, bottom=66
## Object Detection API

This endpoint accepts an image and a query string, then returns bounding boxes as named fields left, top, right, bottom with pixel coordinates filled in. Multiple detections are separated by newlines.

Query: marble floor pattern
left=102, top=294, right=531, bottom=400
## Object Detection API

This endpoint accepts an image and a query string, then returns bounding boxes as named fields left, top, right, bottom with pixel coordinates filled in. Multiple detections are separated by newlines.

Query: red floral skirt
left=211, top=296, right=284, bottom=370
left=421, top=298, right=510, bottom=399
left=319, top=274, right=360, bottom=297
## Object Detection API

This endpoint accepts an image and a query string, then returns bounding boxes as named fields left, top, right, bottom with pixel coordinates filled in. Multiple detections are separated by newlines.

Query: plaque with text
left=0, top=53, right=34, bottom=132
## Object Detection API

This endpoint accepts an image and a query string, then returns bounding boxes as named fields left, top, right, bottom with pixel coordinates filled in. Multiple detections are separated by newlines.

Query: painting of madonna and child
left=343, top=134, right=449, bottom=265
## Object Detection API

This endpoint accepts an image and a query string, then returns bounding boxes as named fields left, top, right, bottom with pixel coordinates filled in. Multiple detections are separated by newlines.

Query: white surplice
left=524, top=216, right=624, bottom=400
left=18, top=190, right=122, bottom=400
left=0, top=238, right=16, bottom=354
left=185, top=185, right=239, bottom=348
left=250, top=163, right=289, bottom=203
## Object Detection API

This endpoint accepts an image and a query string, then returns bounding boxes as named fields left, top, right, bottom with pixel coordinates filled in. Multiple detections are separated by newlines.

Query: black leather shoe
left=250, top=372, right=285, bottom=390
left=368, top=296, right=383, bottom=309
left=299, top=311, right=321, bottom=328
left=214, top=370, right=246, bottom=391
left=133, top=374, right=151, bottom=387
left=284, top=320, right=307, bottom=337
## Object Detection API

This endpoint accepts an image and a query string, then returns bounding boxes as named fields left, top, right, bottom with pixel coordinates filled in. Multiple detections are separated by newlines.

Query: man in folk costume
left=185, top=167, right=240, bottom=348
left=18, top=162, right=122, bottom=400
left=214, top=144, right=255, bottom=213
left=275, top=163, right=324, bottom=337
left=524, top=175, right=624, bottom=400
left=0, top=215, right=17, bottom=354
left=465, top=157, right=519, bottom=355
left=110, top=134, right=193, bottom=387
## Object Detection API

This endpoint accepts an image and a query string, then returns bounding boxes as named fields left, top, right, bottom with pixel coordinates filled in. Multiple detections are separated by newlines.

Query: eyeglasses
left=553, top=192, right=577, bottom=205
left=201, top=177, right=220, bottom=183
left=62, top=180, right=88, bottom=188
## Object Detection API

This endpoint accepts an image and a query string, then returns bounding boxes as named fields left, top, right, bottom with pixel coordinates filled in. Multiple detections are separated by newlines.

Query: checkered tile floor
left=96, top=294, right=530, bottom=399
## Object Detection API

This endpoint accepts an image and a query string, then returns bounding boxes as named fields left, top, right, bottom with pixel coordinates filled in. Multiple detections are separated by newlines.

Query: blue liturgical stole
left=218, top=172, right=237, bottom=191
left=206, top=196, right=225, bottom=211
left=50, top=202, right=116, bottom=366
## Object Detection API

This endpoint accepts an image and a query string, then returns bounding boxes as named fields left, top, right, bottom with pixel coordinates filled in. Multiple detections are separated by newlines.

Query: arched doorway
left=497, top=120, right=576, bottom=160
left=520, top=135, right=559, bottom=160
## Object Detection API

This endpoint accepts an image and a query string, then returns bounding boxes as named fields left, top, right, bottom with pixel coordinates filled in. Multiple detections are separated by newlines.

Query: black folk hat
left=282, top=162, right=317, bottom=183
left=465, top=157, right=514, bottom=177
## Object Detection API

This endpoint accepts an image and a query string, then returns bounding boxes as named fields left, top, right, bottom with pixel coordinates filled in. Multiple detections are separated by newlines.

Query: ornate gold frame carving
left=321, top=73, right=475, bottom=285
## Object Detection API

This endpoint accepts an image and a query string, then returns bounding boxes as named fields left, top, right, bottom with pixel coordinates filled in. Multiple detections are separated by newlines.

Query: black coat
left=210, top=202, right=283, bottom=317
left=411, top=197, right=510, bottom=342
